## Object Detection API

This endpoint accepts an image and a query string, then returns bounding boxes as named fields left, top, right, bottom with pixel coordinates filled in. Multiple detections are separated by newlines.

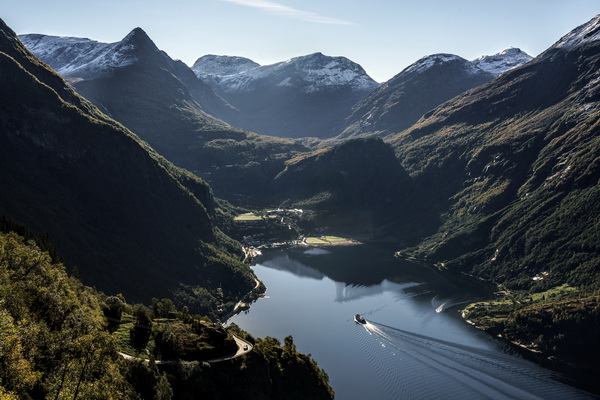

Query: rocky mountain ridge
left=337, top=48, right=533, bottom=140
left=19, top=28, right=162, bottom=81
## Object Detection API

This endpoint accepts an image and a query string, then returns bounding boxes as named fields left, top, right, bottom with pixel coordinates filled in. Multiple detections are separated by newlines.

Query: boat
left=354, top=314, right=366, bottom=324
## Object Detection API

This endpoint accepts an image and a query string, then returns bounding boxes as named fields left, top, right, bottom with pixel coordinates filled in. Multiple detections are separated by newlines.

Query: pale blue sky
left=2, top=0, right=598, bottom=81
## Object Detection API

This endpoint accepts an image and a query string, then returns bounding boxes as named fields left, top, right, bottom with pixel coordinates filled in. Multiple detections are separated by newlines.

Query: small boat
left=354, top=314, right=366, bottom=324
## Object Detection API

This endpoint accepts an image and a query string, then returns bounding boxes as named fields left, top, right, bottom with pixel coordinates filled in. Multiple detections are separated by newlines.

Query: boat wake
left=355, top=321, right=593, bottom=400
left=431, top=295, right=471, bottom=313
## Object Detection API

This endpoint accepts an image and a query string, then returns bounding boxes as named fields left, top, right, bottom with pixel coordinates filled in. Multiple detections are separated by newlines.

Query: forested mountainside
left=388, top=15, right=600, bottom=291
left=0, top=19, right=256, bottom=314
left=337, top=49, right=531, bottom=140
left=384, top=15, right=600, bottom=367
left=0, top=226, right=333, bottom=399
left=20, top=29, right=309, bottom=202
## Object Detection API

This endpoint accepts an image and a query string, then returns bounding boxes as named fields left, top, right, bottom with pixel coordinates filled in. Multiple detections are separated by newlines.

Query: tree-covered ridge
left=0, top=231, right=134, bottom=399
left=0, top=230, right=333, bottom=399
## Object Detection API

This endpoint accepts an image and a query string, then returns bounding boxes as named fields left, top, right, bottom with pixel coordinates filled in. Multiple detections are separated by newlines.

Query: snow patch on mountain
left=277, top=77, right=293, bottom=87
left=472, top=48, right=533, bottom=75
left=192, top=55, right=260, bottom=80
left=20, top=32, right=140, bottom=80
left=553, top=14, right=600, bottom=50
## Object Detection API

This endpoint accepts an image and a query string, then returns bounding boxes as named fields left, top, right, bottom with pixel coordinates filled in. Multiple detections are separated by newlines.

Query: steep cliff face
left=0, top=19, right=255, bottom=312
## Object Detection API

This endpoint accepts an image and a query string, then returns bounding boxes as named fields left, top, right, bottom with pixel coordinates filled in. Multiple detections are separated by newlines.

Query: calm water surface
left=230, top=245, right=593, bottom=399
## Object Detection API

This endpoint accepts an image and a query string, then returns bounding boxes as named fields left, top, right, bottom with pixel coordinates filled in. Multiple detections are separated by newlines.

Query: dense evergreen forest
left=0, top=225, right=333, bottom=399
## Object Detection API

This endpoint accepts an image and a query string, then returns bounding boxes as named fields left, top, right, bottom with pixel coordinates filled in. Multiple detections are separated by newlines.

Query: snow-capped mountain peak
left=403, top=54, right=480, bottom=75
left=552, top=14, right=600, bottom=50
left=200, top=52, right=378, bottom=94
left=19, top=28, right=157, bottom=81
left=472, top=47, right=533, bottom=75
left=281, top=52, right=378, bottom=92
left=399, top=48, right=532, bottom=78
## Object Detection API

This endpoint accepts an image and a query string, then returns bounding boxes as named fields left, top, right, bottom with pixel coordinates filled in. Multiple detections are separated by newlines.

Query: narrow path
left=117, top=333, right=253, bottom=365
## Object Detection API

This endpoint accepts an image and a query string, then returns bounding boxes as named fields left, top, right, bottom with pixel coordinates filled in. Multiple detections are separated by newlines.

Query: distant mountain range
left=21, top=30, right=532, bottom=143
left=192, top=54, right=260, bottom=81
left=337, top=48, right=532, bottom=140
left=193, top=52, right=378, bottom=94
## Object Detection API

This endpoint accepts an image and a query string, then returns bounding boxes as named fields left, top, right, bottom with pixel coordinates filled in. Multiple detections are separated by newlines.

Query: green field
left=305, top=235, right=352, bottom=245
left=112, top=315, right=139, bottom=356
left=462, top=284, right=581, bottom=330
left=234, top=212, right=263, bottom=221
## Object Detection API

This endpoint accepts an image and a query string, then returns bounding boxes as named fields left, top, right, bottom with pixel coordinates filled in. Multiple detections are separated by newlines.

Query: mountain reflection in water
left=261, top=253, right=325, bottom=280
left=334, top=280, right=421, bottom=303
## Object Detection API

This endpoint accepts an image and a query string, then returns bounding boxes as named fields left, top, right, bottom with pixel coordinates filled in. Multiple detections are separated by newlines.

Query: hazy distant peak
left=552, top=14, right=600, bottom=50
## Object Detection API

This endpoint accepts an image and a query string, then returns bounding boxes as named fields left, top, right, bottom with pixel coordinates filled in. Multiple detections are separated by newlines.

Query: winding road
left=117, top=333, right=253, bottom=364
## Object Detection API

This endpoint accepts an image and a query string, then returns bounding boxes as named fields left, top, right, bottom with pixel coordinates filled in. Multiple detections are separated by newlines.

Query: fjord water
left=230, top=245, right=592, bottom=400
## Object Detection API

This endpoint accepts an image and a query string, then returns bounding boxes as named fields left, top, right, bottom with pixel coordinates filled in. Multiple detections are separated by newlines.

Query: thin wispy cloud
left=221, top=0, right=354, bottom=25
